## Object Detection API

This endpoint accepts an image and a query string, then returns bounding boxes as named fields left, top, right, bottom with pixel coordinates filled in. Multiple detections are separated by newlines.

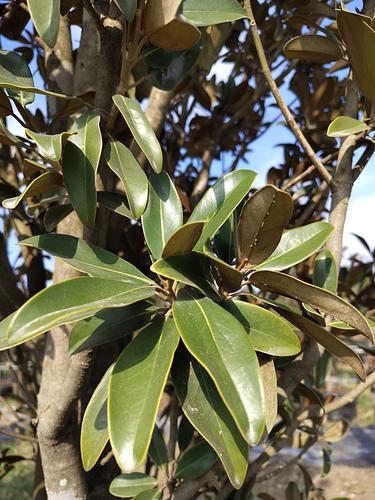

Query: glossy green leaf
left=259, top=357, right=278, bottom=433
left=162, top=221, right=205, bottom=258
left=25, top=129, right=74, bottom=162
left=104, top=139, right=148, bottom=219
left=327, top=116, right=369, bottom=138
left=175, top=442, right=217, bottom=480
left=108, top=318, right=179, bottom=471
left=250, top=271, right=373, bottom=340
left=149, top=425, right=168, bottom=466
left=2, top=172, right=63, bottom=209
left=189, top=170, right=256, bottom=250
left=21, top=234, right=152, bottom=284
left=337, top=9, right=375, bottom=103
left=142, top=171, right=183, bottom=259
left=0, top=312, right=18, bottom=351
left=133, top=489, right=161, bottom=500
left=44, top=203, right=73, bottom=232
left=202, top=249, right=242, bottom=292
left=97, top=191, right=134, bottom=220
left=113, top=0, right=137, bottom=21
left=283, top=35, right=341, bottom=63
left=237, top=185, right=293, bottom=268
left=7, top=277, right=155, bottom=345
left=0, top=50, right=34, bottom=106
left=81, top=364, right=112, bottom=471
left=256, top=222, right=333, bottom=272
left=313, top=250, right=337, bottom=293
left=109, top=473, right=157, bottom=498
left=178, top=416, right=195, bottom=452
left=279, top=309, right=365, bottom=381
left=27, top=0, right=60, bottom=47
left=151, top=253, right=219, bottom=299
left=144, top=42, right=202, bottom=91
left=63, top=111, right=102, bottom=228
left=173, top=289, right=265, bottom=445
left=183, top=0, right=247, bottom=26
left=213, top=214, right=236, bottom=264
left=223, top=301, right=300, bottom=357
left=69, top=302, right=156, bottom=354
left=172, top=355, right=248, bottom=489
left=113, top=95, right=163, bottom=173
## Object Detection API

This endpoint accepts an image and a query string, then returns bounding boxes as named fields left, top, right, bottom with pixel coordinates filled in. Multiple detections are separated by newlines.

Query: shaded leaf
left=22, top=234, right=152, bottom=284
left=178, top=416, right=195, bottom=452
left=113, top=0, right=137, bottom=21
left=259, top=357, right=278, bottom=433
left=327, top=116, right=369, bottom=138
left=323, top=420, right=349, bottom=443
left=81, top=364, right=112, bottom=471
left=172, top=354, right=248, bottom=489
left=25, top=129, right=74, bottom=162
left=0, top=50, right=34, bottom=106
left=97, top=191, right=134, bottom=220
left=142, top=171, right=183, bottom=259
left=113, top=95, right=163, bottom=173
left=223, top=301, right=300, bottom=357
left=149, top=425, right=168, bottom=466
left=0, top=89, right=12, bottom=117
left=109, top=473, right=157, bottom=498
left=237, top=185, right=293, bottom=268
left=2, top=172, right=63, bottom=209
left=256, top=222, right=333, bottom=272
left=133, top=489, right=161, bottom=500
left=283, top=35, right=341, bottom=63
left=63, top=111, right=102, bottom=228
left=44, top=203, right=73, bottom=232
left=203, top=249, right=242, bottom=292
left=108, top=318, right=179, bottom=471
left=175, top=442, right=217, bottom=480
left=27, top=0, right=60, bottom=47
left=250, top=271, right=372, bottom=340
left=189, top=170, right=257, bottom=250
left=173, top=288, right=265, bottom=445
left=162, top=221, right=204, bottom=258
left=277, top=308, right=365, bottom=381
left=7, top=277, right=155, bottom=345
left=183, top=0, right=247, bottom=26
left=104, top=139, right=148, bottom=219
left=69, top=302, right=157, bottom=354
left=313, top=250, right=337, bottom=293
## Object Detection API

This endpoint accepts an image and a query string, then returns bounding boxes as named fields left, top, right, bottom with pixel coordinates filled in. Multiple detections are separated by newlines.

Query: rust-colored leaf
left=283, top=35, right=342, bottom=64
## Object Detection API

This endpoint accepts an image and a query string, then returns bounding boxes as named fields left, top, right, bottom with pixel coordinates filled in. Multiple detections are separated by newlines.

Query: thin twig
left=243, top=0, right=332, bottom=185
left=283, top=152, right=338, bottom=190
left=0, top=428, right=37, bottom=442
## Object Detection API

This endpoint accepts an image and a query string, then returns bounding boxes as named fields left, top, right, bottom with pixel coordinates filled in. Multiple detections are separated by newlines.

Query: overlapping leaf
left=175, top=442, right=217, bottom=480
left=327, top=116, right=369, bottom=138
left=27, top=0, right=60, bottom=48
left=313, top=250, right=337, bottom=293
left=283, top=35, right=342, bottom=63
left=162, top=221, right=204, bottom=258
left=183, top=0, right=247, bottom=26
left=25, top=129, right=74, bottom=162
left=2, top=172, right=63, bottom=209
left=109, top=473, right=157, bottom=498
left=97, top=191, right=134, bottom=220
left=0, top=50, right=34, bottom=106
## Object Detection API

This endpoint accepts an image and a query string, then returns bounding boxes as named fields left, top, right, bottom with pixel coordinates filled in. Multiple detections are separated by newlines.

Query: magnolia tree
left=0, top=1, right=375, bottom=499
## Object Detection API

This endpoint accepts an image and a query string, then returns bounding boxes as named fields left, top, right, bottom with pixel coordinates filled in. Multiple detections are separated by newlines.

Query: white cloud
left=343, top=193, right=375, bottom=261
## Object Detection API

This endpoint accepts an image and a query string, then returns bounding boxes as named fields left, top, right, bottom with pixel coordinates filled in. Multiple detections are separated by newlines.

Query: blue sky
left=1, top=0, right=374, bottom=262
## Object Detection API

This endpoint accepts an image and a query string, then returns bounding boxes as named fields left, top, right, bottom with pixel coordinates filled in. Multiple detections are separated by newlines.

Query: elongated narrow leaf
left=133, top=489, right=161, bottom=500
left=21, top=234, right=152, bottom=284
left=173, top=289, right=265, bottom=445
left=113, top=0, right=137, bottom=21
left=237, top=185, right=293, bottom=268
left=202, top=250, right=242, bottom=292
left=283, top=35, right=341, bottom=63
left=313, top=250, right=337, bottom=293
left=109, top=473, right=157, bottom=498
left=250, top=271, right=372, bottom=340
left=279, top=309, right=366, bottom=381
left=104, top=139, right=148, bottom=218
left=189, top=170, right=256, bottom=250
left=0, top=312, right=17, bottom=351
left=162, top=221, right=205, bottom=258
left=27, top=0, right=60, bottom=47
left=81, top=364, right=112, bottom=471
left=327, top=116, right=369, bottom=138
left=113, top=95, right=163, bottom=173
left=172, top=355, right=248, bottom=489
left=259, top=357, right=278, bottom=433
left=149, top=425, right=168, bottom=466
left=69, top=302, right=157, bottom=354
left=213, top=214, right=236, bottom=264
left=256, top=222, right=333, bottom=271
left=175, top=442, right=217, bottom=480
left=151, top=253, right=219, bottom=299
left=142, top=171, right=183, bottom=259
left=223, top=301, right=300, bottom=357
left=97, top=191, right=134, bottom=219
left=25, top=129, right=73, bottom=162
left=63, top=112, right=102, bottom=228
left=183, top=0, right=247, bottom=26
left=0, top=50, right=34, bottom=106
left=2, top=172, right=63, bottom=209
left=8, top=277, right=155, bottom=345
left=108, top=318, right=179, bottom=471
left=44, top=203, right=73, bottom=232
left=337, top=9, right=375, bottom=103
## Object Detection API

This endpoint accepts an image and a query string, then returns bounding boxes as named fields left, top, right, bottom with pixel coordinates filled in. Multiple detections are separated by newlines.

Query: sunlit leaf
left=2, top=172, right=63, bottom=209
left=183, top=0, right=247, bottom=26
left=109, top=473, right=157, bottom=498
left=259, top=357, right=278, bottom=433
left=327, top=116, right=369, bottom=138
left=27, top=0, right=60, bottom=48
left=0, top=50, right=34, bottom=106
left=25, top=129, right=74, bottom=162
left=313, top=250, right=337, bottom=293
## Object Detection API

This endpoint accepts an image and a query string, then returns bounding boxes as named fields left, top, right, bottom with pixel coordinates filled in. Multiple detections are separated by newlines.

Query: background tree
left=0, top=1, right=375, bottom=499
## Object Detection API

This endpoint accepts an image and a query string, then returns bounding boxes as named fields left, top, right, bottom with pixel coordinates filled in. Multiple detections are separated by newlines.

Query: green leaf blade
left=27, top=0, right=60, bottom=48
left=183, top=0, right=247, bottom=26
left=175, top=442, right=218, bottom=480
left=109, top=473, right=157, bottom=498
